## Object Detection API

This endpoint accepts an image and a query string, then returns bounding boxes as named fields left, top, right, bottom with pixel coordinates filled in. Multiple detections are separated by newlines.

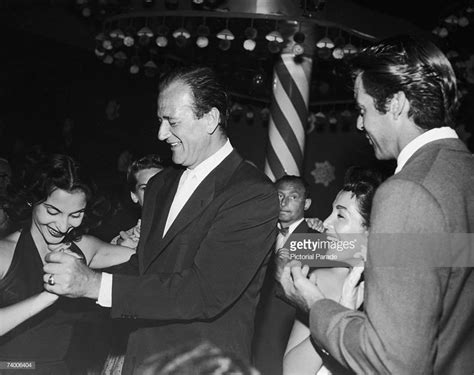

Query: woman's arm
left=284, top=335, right=323, bottom=375
left=0, top=292, right=58, bottom=336
left=76, top=235, right=135, bottom=269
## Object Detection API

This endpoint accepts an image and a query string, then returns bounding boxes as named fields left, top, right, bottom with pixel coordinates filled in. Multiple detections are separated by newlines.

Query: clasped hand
left=43, top=243, right=100, bottom=299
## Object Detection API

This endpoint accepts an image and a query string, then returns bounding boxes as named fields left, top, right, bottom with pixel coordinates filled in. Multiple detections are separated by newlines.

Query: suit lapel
left=142, top=150, right=243, bottom=272
left=139, top=168, right=183, bottom=273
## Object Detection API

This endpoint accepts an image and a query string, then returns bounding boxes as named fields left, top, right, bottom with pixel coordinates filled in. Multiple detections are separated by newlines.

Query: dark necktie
left=278, top=226, right=289, bottom=236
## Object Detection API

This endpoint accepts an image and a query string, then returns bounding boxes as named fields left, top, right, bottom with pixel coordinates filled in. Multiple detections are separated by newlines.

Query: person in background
left=0, top=154, right=135, bottom=374
left=252, top=175, right=320, bottom=375
left=279, top=35, right=474, bottom=373
left=110, top=154, right=164, bottom=247
left=283, top=167, right=382, bottom=375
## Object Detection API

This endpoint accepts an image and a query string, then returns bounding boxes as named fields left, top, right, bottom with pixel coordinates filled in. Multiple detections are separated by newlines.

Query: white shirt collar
left=187, top=139, right=233, bottom=178
left=395, top=127, right=458, bottom=174
left=278, top=218, right=305, bottom=236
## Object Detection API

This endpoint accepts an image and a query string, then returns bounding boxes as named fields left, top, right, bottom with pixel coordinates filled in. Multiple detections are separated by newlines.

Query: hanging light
left=332, top=30, right=345, bottom=59
left=110, top=28, right=125, bottom=39
left=292, top=24, right=306, bottom=56
left=173, top=27, right=191, bottom=48
left=130, top=55, right=141, bottom=74
left=217, top=20, right=234, bottom=51
left=342, top=42, right=358, bottom=55
left=196, top=22, right=210, bottom=48
left=265, top=30, right=283, bottom=43
left=123, top=26, right=136, bottom=47
left=156, top=23, right=169, bottom=47
left=243, top=20, right=257, bottom=51
left=144, top=60, right=158, bottom=77
left=458, top=16, right=469, bottom=27
left=137, top=25, right=153, bottom=46
left=316, top=36, right=334, bottom=48
left=444, top=14, right=459, bottom=24
left=103, top=54, right=114, bottom=64
left=113, top=51, right=127, bottom=68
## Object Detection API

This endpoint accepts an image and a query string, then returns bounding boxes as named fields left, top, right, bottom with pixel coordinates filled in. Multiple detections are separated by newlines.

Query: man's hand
left=43, top=251, right=101, bottom=300
left=279, top=263, right=325, bottom=312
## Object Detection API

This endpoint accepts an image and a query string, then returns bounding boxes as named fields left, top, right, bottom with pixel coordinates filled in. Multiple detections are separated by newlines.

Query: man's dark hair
left=158, top=65, right=229, bottom=131
left=350, top=34, right=459, bottom=130
left=127, top=154, right=164, bottom=193
left=275, top=175, right=310, bottom=199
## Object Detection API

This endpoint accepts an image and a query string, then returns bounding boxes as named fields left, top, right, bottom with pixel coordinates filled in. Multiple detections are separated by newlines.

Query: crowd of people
left=0, top=34, right=473, bottom=375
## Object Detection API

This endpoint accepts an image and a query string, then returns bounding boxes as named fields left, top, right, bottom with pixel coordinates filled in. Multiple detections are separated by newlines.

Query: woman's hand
left=305, top=218, right=325, bottom=233
left=339, top=265, right=364, bottom=310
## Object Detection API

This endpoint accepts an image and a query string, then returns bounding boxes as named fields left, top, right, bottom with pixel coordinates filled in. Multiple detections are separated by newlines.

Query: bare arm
left=0, top=292, right=58, bottom=336
left=76, top=235, right=135, bottom=269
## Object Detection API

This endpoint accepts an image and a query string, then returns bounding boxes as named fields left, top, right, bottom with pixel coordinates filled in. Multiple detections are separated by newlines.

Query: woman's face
left=31, top=188, right=87, bottom=245
left=323, top=190, right=368, bottom=259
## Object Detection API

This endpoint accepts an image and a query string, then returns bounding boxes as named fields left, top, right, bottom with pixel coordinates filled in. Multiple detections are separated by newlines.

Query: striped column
left=264, top=54, right=312, bottom=181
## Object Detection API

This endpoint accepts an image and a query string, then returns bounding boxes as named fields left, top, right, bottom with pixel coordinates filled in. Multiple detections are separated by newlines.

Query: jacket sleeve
left=110, top=182, right=278, bottom=321
left=309, top=179, right=448, bottom=374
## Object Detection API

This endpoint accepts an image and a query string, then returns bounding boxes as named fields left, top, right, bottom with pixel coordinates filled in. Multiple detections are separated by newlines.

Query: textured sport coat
left=110, top=150, right=279, bottom=374
left=310, top=138, right=474, bottom=374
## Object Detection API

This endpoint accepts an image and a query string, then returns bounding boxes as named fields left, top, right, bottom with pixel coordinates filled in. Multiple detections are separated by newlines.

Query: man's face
left=277, top=181, right=310, bottom=227
left=354, top=75, right=399, bottom=160
left=157, top=80, right=212, bottom=169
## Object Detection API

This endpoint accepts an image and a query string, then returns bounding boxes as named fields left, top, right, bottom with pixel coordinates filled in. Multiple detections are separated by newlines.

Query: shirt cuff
left=96, top=272, right=113, bottom=307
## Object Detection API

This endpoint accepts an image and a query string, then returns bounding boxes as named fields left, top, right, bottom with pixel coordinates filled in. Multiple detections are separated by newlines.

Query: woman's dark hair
left=350, top=34, right=459, bottom=129
left=342, top=166, right=384, bottom=228
left=158, top=65, right=230, bottom=131
left=127, top=154, right=164, bottom=193
left=6, top=153, right=103, bottom=241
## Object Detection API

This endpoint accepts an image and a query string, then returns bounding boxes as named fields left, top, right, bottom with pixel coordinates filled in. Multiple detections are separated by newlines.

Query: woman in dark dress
left=0, top=154, right=135, bottom=374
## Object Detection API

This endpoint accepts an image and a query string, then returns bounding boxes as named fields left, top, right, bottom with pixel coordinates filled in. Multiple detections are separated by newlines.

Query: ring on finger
left=48, top=274, right=55, bottom=286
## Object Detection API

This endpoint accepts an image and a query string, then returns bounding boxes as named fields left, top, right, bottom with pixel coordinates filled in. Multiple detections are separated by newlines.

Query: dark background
left=0, top=0, right=472, bottom=219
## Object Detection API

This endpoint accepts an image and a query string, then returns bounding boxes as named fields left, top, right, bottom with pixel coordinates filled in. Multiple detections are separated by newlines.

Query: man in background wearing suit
left=44, top=66, right=279, bottom=373
left=279, top=35, right=474, bottom=374
left=253, top=175, right=319, bottom=375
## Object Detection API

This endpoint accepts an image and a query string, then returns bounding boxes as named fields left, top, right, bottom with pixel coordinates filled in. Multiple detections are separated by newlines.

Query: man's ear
left=205, top=107, right=221, bottom=134
left=304, top=198, right=312, bottom=211
left=130, top=191, right=139, bottom=204
left=389, top=91, right=409, bottom=120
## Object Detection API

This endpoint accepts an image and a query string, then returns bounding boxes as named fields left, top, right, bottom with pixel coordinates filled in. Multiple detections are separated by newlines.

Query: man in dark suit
left=44, top=66, right=279, bottom=373
left=279, top=35, right=474, bottom=374
left=253, top=175, right=319, bottom=375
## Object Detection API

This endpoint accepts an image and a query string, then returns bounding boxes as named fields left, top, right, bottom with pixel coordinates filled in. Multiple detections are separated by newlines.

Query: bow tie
left=278, top=226, right=289, bottom=236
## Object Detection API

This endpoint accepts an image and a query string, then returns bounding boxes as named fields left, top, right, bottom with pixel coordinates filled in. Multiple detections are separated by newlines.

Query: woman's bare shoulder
left=0, top=231, right=21, bottom=279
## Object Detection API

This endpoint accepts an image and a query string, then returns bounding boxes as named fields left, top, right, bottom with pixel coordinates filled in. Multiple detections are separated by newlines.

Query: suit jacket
left=252, top=220, right=318, bottom=375
left=309, top=138, right=474, bottom=374
left=110, top=151, right=279, bottom=374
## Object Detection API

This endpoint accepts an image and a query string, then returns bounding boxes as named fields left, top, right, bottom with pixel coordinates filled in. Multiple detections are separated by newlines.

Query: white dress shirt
left=97, top=139, right=234, bottom=307
left=276, top=218, right=305, bottom=251
left=395, top=127, right=458, bottom=174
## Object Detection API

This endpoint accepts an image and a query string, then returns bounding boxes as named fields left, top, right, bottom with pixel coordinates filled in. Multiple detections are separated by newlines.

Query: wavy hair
left=350, top=35, right=459, bottom=130
left=342, top=166, right=384, bottom=228
left=158, top=65, right=230, bottom=132
left=6, top=153, right=104, bottom=241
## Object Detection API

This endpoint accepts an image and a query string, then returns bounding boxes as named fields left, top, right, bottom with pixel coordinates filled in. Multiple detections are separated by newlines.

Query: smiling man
left=44, top=66, right=279, bottom=374
left=279, top=35, right=474, bottom=374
